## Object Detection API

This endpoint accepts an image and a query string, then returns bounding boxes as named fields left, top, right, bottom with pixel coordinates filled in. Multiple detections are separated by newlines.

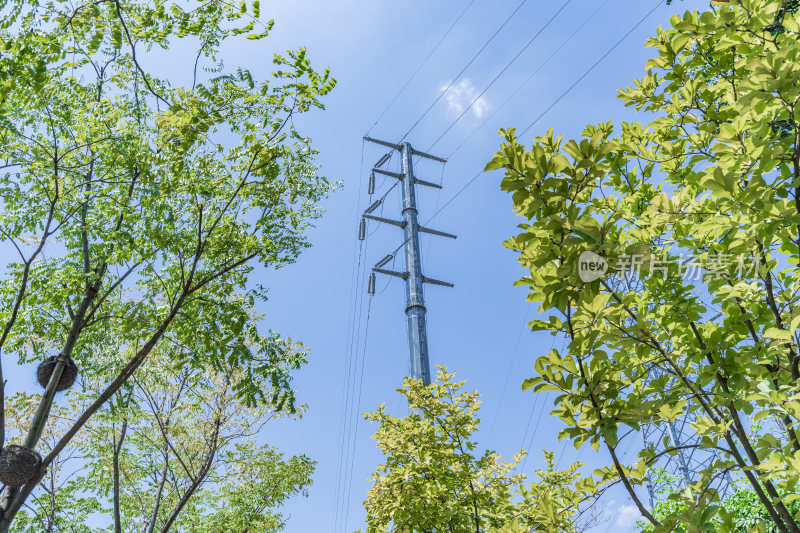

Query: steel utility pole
left=361, top=137, right=455, bottom=385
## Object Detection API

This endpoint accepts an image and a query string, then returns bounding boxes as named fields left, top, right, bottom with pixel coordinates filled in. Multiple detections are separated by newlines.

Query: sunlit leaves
left=0, top=0, right=336, bottom=524
left=361, top=368, right=592, bottom=532
left=492, top=0, right=800, bottom=529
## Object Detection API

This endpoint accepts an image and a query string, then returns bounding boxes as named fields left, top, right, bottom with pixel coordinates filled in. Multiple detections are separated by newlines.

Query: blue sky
left=242, top=0, right=708, bottom=531
left=3, top=0, right=711, bottom=531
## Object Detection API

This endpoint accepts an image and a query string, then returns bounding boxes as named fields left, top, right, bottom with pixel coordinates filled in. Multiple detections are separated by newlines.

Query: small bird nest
left=36, top=356, right=78, bottom=392
left=0, top=445, right=41, bottom=488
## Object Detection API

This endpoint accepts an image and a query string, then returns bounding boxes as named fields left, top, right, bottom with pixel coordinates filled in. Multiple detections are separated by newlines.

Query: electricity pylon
left=360, top=137, right=454, bottom=385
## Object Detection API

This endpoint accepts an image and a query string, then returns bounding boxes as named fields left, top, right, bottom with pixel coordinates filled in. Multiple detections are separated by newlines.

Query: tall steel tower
left=360, top=137, right=454, bottom=385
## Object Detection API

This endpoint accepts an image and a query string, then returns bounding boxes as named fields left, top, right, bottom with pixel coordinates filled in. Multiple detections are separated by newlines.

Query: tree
left=638, top=462, right=800, bottom=532
left=487, top=0, right=800, bottom=531
left=3, top=342, right=314, bottom=533
left=641, top=480, right=800, bottom=532
left=360, top=367, right=596, bottom=533
left=0, top=0, right=335, bottom=528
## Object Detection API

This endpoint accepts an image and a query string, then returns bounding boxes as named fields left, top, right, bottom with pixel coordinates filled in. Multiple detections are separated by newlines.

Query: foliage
left=488, top=0, right=800, bottom=531
left=359, top=367, right=594, bottom=533
left=5, top=343, right=314, bottom=532
left=640, top=479, right=800, bottom=532
left=0, top=0, right=334, bottom=527
left=717, top=488, right=800, bottom=532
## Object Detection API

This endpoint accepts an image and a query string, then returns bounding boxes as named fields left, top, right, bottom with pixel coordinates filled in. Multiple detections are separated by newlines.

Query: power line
left=375, top=171, right=402, bottom=205
left=519, top=333, right=566, bottom=472
left=333, top=140, right=369, bottom=531
left=333, top=239, right=363, bottom=531
left=427, top=167, right=483, bottom=225
left=603, top=497, right=631, bottom=533
left=519, top=0, right=666, bottom=139
left=447, top=0, right=612, bottom=159
left=374, top=0, right=665, bottom=258
left=332, top=141, right=366, bottom=528
left=423, top=159, right=448, bottom=272
left=377, top=161, right=477, bottom=267
left=334, top=149, right=402, bottom=532
left=481, top=1, right=619, bottom=448
left=334, top=145, right=396, bottom=532
left=554, top=435, right=570, bottom=469
left=398, top=0, right=530, bottom=144
left=366, top=0, right=478, bottom=136
left=486, top=304, right=533, bottom=447
left=427, top=0, right=574, bottom=152
left=337, top=236, right=371, bottom=533
left=342, top=293, right=375, bottom=533
left=418, top=0, right=667, bottom=235
left=339, top=229, right=372, bottom=531
left=520, top=393, right=549, bottom=471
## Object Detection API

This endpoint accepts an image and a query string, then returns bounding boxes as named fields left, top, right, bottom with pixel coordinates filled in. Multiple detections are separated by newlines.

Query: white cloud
left=615, top=503, right=641, bottom=529
left=441, top=78, right=488, bottom=119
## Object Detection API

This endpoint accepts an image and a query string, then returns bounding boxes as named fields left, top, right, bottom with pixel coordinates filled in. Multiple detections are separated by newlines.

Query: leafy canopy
left=488, top=0, right=800, bottom=530
left=0, top=0, right=334, bottom=528
left=6, top=343, right=314, bottom=533
left=360, top=368, right=594, bottom=533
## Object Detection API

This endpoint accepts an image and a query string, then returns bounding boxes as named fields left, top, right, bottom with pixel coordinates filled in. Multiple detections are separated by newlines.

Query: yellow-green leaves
left=494, top=0, right=800, bottom=529
left=362, top=369, right=591, bottom=532
left=572, top=216, right=602, bottom=244
left=764, top=327, right=792, bottom=341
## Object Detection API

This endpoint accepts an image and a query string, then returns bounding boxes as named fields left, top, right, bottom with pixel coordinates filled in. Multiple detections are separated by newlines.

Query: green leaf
left=764, top=327, right=791, bottom=340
